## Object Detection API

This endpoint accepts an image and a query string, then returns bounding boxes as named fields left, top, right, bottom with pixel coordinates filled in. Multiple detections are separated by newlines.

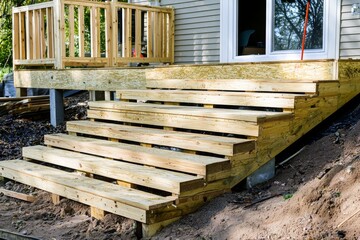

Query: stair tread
left=87, top=108, right=260, bottom=137
left=44, top=134, right=231, bottom=178
left=23, top=146, right=205, bottom=194
left=116, top=90, right=310, bottom=108
left=0, top=160, right=176, bottom=210
left=67, top=120, right=255, bottom=156
left=89, top=101, right=293, bottom=122
left=146, top=79, right=318, bottom=93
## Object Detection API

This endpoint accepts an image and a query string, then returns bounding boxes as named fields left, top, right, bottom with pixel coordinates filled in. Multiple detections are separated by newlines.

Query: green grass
left=0, top=67, right=11, bottom=82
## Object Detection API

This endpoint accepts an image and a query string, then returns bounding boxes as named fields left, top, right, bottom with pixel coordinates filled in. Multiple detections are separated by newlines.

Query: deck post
left=50, top=89, right=64, bottom=126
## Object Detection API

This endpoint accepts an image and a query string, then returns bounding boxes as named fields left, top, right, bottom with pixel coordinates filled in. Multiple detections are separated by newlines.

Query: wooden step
left=88, top=101, right=292, bottom=136
left=0, top=160, right=177, bottom=223
left=116, top=90, right=308, bottom=109
left=22, top=146, right=205, bottom=194
left=88, top=101, right=291, bottom=122
left=44, top=134, right=231, bottom=181
left=66, top=120, right=255, bottom=156
left=146, top=79, right=319, bottom=93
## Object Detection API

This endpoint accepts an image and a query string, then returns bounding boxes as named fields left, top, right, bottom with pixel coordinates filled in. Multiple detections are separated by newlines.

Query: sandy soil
left=0, top=93, right=359, bottom=240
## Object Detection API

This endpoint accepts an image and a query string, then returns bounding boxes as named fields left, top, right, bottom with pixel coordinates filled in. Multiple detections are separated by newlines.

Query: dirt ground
left=0, top=93, right=360, bottom=240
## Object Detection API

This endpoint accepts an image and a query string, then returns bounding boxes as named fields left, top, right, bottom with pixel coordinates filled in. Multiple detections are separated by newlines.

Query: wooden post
left=53, top=0, right=64, bottom=69
left=168, top=8, right=175, bottom=64
left=50, top=89, right=64, bottom=126
left=15, top=88, right=27, bottom=97
left=91, top=207, right=105, bottom=220
left=51, top=193, right=61, bottom=205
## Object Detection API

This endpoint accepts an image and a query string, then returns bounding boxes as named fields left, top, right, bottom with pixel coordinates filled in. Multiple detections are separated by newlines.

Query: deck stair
left=0, top=74, right=358, bottom=237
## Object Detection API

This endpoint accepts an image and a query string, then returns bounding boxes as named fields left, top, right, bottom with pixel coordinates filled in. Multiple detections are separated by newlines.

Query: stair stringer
left=228, top=79, right=360, bottom=188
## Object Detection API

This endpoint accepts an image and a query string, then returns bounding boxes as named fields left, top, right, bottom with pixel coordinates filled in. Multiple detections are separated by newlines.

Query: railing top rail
left=61, top=0, right=173, bottom=13
left=13, top=1, right=54, bottom=13
left=113, top=2, right=173, bottom=13
left=63, top=0, right=109, bottom=8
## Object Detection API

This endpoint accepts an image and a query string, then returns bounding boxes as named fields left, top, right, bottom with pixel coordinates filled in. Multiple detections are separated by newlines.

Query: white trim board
left=220, top=0, right=341, bottom=63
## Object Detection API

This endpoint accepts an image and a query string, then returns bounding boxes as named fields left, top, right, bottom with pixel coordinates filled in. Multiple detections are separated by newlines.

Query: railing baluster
left=26, top=10, right=33, bottom=60
left=110, top=2, right=118, bottom=65
left=96, top=8, right=101, bottom=58
left=162, top=12, right=167, bottom=58
left=105, top=4, right=112, bottom=66
left=33, top=10, right=40, bottom=59
left=40, top=9, right=46, bottom=58
left=68, top=5, right=75, bottom=57
left=47, top=7, right=54, bottom=58
left=147, top=11, right=153, bottom=59
left=19, top=12, right=26, bottom=60
left=156, top=12, right=161, bottom=58
left=135, top=9, right=141, bottom=59
left=78, top=5, right=85, bottom=58
left=170, top=9, right=175, bottom=63
left=125, top=7, right=132, bottom=58
left=13, top=12, right=20, bottom=61
left=90, top=6, right=100, bottom=57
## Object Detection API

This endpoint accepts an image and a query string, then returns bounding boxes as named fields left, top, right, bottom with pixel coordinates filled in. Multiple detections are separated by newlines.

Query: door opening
left=237, top=0, right=266, bottom=56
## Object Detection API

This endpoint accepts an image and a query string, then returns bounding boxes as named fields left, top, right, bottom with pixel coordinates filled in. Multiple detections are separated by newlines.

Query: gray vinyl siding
left=128, top=0, right=150, bottom=5
left=160, top=0, right=221, bottom=64
left=340, top=0, right=360, bottom=59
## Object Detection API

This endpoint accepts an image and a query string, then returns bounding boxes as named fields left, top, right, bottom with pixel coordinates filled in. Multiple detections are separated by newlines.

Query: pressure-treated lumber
left=146, top=79, right=318, bottom=93
left=116, top=90, right=308, bottom=109
left=14, top=68, right=146, bottom=91
left=44, top=134, right=231, bottom=180
left=145, top=61, right=335, bottom=81
left=0, top=188, right=36, bottom=202
left=66, top=120, right=255, bottom=156
left=22, top=145, right=205, bottom=194
left=88, top=101, right=292, bottom=122
left=0, top=160, right=176, bottom=223
left=87, top=108, right=261, bottom=137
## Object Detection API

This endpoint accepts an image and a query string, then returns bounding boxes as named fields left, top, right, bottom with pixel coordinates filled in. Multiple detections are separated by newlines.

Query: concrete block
left=247, top=158, right=275, bottom=189
left=50, top=89, right=64, bottom=126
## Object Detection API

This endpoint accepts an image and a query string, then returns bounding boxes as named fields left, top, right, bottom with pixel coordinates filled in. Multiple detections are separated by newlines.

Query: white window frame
left=220, top=0, right=340, bottom=63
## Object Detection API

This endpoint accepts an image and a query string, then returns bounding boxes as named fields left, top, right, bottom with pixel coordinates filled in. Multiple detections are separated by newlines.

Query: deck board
left=88, top=101, right=293, bottom=122
left=116, top=90, right=307, bottom=108
left=22, top=146, right=205, bottom=194
left=0, top=160, right=177, bottom=222
left=87, top=108, right=261, bottom=136
left=44, top=134, right=231, bottom=179
left=146, top=79, right=318, bottom=93
left=66, top=120, right=255, bottom=156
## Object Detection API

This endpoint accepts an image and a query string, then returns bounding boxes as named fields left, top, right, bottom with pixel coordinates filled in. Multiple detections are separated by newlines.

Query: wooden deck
left=12, top=0, right=174, bottom=70
left=1, top=60, right=360, bottom=237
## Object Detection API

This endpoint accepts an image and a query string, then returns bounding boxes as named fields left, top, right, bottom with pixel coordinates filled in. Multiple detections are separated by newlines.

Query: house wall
left=160, top=0, right=221, bottom=64
left=340, top=0, right=360, bottom=59
left=128, top=0, right=150, bottom=5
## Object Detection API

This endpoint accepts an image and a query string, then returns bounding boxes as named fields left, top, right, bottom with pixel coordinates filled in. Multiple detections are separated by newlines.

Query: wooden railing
left=13, top=0, right=175, bottom=69
left=13, top=2, right=55, bottom=66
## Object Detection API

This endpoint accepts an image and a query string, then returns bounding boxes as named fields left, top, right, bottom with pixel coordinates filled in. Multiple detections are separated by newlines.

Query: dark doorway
left=237, top=0, right=266, bottom=56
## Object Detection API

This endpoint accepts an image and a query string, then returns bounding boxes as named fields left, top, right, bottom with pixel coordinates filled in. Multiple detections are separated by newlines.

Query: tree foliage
left=273, top=0, right=323, bottom=51
left=0, top=0, right=48, bottom=69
